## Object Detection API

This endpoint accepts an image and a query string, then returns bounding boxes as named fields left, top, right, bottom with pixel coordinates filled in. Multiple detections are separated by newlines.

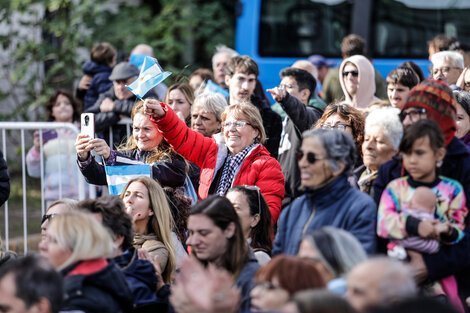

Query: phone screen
left=81, top=113, right=95, bottom=138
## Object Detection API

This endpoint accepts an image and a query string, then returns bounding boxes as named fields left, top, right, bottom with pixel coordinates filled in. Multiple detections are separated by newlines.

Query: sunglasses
left=296, top=151, right=325, bottom=164
left=243, top=185, right=261, bottom=215
left=41, top=213, right=57, bottom=225
left=342, top=70, right=359, bottom=77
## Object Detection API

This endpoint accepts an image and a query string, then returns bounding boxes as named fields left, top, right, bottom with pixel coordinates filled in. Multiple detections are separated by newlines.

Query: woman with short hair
left=191, top=91, right=227, bottom=138
left=41, top=211, right=133, bottom=313
left=273, top=129, right=377, bottom=255
left=357, top=107, right=403, bottom=196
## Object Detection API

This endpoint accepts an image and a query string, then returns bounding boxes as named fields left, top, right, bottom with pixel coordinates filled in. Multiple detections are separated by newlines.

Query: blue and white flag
left=105, top=164, right=152, bottom=195
left=126, top=56, right=171, bottom=99
left=204, top=80, right=229, bottom=98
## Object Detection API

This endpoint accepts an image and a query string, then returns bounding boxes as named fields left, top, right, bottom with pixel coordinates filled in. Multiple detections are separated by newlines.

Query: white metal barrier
left=0, top=119, right=133, bottom=253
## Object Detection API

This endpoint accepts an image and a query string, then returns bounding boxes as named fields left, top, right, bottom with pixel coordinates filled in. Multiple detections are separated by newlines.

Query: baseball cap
left=308, top=55, right=335, bottom=68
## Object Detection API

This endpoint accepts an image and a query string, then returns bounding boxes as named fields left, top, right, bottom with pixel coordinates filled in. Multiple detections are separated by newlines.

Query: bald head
left=292, top=60, right=318, bottom=80
left=130, top=44, right=154, bottom=57
left=346, top=257, right=417, bottom=312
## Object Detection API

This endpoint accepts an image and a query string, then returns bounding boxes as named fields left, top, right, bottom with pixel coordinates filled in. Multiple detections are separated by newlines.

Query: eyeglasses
left=221, top=121, right=251, bottom=129
left=432, top=66, right=461, bottom=76
left=41, top=213, right=57, bottom=225
left=243, top=185, right=261, bottom=215
left=320, top=123, right=351, bottom=131
left=296, top=151, right=325, bottom=164
left=255, top=281, right=280, bottom=291
left=342, top=70, right=359, bottom=77
left=399, top=108, right=427, bottom=122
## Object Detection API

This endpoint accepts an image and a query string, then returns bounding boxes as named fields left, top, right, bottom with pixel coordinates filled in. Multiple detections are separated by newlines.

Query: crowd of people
left=2, top=33, right=470, bottom=313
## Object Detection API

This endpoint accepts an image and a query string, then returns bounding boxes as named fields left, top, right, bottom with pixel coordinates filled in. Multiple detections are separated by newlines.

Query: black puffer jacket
left=61, top=259, right=133, bottom=313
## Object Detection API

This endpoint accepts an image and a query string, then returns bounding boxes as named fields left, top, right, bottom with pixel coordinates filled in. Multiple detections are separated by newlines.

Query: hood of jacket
left=82, top=61, right=112, bottom=76
left=339, top=55, right=377, bottom=109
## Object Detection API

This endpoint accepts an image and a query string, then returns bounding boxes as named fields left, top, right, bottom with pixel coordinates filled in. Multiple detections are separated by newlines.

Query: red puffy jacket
left=151, top=103, right=285, bottom=224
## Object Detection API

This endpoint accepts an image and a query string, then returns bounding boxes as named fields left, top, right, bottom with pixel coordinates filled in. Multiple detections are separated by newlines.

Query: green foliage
left=0, top=0, right=236, bottom=121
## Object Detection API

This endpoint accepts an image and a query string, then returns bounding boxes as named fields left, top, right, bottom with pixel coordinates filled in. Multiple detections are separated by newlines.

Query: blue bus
left=235, top=0, right=470, bottom=93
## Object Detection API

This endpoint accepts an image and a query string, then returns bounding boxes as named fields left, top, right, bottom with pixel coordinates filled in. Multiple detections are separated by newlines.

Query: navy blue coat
left=273, top=174, right=377, bottom=255
left=61, top=259, right=133, bottom=313
left=114, top=249, right=159, bottom=308
left=82, top=61, right=113, bottom=112
left=78, top=149, right=186, bottom=189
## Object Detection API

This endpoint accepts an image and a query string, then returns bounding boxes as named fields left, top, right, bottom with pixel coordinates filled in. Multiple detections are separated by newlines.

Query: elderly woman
left=356, top=107, right=403, bottom=196
left=453, top=90, right=470, bottom=148
left=143, top=99, right=285, bottom=224
left=40, top=211, right=133, bottom=313
left=273, top=129, right=377, bottom=255
left=298, top=226, right=367, bottom=295
left=75, top=101, right=186, bottom=189
left=315, top=102, right=365, bottom=163
left=191, top=91, right=227, bottom=138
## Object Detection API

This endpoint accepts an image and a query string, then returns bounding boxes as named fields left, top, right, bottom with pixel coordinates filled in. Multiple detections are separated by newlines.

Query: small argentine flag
left=105, top=164, right=152, bottom=195
left=205, top=80, right=229, bottom=98
left=126, top=56, right=171, bottom=99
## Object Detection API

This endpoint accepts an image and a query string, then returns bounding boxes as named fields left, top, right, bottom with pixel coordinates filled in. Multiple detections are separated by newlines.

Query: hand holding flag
left=126, top=56, right=171, bottom=99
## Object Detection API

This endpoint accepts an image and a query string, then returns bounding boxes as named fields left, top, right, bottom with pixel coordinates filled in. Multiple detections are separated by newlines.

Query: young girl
left=377, top=119, right=467, bottom=312
left=26, top=90, right=85, bottom=206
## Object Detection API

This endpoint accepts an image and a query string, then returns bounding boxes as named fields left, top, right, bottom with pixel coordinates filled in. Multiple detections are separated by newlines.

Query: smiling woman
left=75, top=101, right=186, bottom=190
left=144, top=98, right=285, bottom=224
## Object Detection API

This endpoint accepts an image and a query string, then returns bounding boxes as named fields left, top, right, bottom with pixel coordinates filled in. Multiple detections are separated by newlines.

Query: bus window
left=371, top=0, right=470, bottom=59
left=259, top=0, right=352, bottom=57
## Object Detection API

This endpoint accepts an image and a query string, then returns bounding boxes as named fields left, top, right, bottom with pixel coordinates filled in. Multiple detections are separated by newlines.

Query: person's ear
left=225, top=75, right=231, bottom=88
left=33, top=297, right=52, bottom=313
left=300, top=89, right=311, bottom=104
left=250, top=214, right=261, bottom=228
left=224, top=221, right=236, bottom=239
left=436, top=147, right=446, bottom=164
left=114, top=235, right=124, bottom=250
left=148, top=208, right=154, bottom=216
left=331, top=161, right=346, bottom=176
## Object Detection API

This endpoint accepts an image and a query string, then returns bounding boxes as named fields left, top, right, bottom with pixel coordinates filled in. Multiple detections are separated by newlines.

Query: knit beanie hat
left=402, top=79, right=456, bottom=146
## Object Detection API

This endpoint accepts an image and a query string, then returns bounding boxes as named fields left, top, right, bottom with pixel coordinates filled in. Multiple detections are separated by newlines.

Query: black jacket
left=250, top=95, right=282, bottom=159
left=0, top=150, right=10, bottom=206
left=61, top=259, right=133, bottom=313
left=277, top=93, right=322, bottom=206
left=78, top=149, right=186, bottom=189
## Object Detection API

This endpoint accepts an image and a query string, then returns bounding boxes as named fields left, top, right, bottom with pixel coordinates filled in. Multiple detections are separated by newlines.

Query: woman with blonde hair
left=76, top=100, right=186, bottom=189
left=41, top=211, right=133, bottom=313
left=144, top=99, right=285, bottom=224
left=121, top=176, right=177, bottom=283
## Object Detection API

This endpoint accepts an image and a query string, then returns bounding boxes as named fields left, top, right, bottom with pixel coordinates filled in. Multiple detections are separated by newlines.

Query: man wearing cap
left=308, top=54, right=334, bottom=95
left=373, top=79, right=470, bottom=306
left=86, top=62, right=156, bottom=145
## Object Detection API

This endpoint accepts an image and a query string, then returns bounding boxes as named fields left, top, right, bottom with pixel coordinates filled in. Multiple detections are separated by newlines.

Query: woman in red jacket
left=144, top=98, right=284, bottom=224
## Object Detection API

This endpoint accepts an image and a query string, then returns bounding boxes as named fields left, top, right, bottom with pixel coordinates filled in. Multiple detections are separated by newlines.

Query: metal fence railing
left=0, top=119, right=133, bottom=253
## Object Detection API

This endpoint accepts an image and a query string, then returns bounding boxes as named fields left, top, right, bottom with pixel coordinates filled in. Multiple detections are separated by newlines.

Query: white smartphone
left=81, top=113, right=95, bottom=138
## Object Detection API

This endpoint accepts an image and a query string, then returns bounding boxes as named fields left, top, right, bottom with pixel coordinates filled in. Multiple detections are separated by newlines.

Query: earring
left=437, top=160, right=443, bottom=168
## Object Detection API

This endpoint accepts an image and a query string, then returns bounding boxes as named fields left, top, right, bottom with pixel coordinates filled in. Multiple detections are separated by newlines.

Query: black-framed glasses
left=399, top=108, right=427, bottom=122
left=296, top=151, right=326, bottom=164
left=243, top=185, right=261, bottom=215
left=342, top=70, right=359, bottom=77
left=41, top=213, right=57, bottom=225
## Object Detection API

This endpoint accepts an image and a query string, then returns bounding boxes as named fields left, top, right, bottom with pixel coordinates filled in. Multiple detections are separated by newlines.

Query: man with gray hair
left=431, top=51, right=464, bottom=86
left=212, top=45, right=238, bottom=89
left=346, top=257, right=417, bottom=312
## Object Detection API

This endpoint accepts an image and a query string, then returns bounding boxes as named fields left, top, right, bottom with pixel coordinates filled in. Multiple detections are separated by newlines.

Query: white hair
left=365, top=107, right=403, bottom=150
left=212, top=45, right=238, bottom=67
left=431, top=50, right=464, bottom=69
left=192, top=91, right=228, bottom=122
